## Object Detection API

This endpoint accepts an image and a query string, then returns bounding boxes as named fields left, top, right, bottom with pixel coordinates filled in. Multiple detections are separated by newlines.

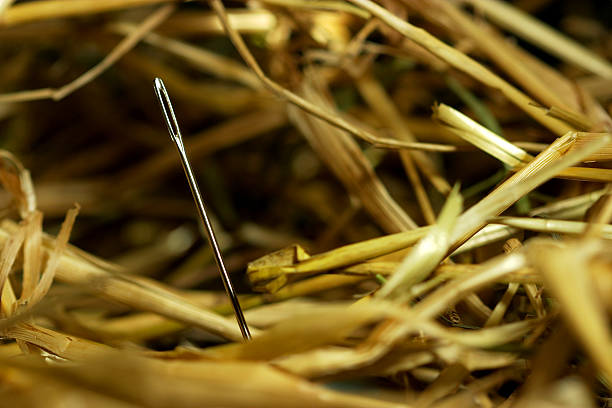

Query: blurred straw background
left=0, top=0, right=612, bottom=406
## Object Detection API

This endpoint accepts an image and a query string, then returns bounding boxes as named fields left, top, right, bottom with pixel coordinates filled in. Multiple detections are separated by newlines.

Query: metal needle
left=153, top=77, right=251, bottom=340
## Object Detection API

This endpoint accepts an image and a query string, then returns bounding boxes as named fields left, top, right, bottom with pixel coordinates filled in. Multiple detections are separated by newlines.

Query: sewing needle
left=153, top=77, right=251, bottom=340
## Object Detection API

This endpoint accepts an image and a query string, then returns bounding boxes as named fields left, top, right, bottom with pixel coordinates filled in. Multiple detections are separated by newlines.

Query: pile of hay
left=0, top=0, right=611, bottom=406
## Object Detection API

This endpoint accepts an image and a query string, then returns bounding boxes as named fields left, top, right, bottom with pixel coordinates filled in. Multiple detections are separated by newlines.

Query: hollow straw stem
left=153, top=77, right=251, bottom=341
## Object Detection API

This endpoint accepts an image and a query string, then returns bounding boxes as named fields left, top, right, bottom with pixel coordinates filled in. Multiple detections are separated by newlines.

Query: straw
left=1, top=0, right=611, bottom=405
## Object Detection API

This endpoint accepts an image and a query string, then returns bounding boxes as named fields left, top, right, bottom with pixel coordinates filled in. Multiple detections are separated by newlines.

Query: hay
left=0, top=0, right=611, bottom=406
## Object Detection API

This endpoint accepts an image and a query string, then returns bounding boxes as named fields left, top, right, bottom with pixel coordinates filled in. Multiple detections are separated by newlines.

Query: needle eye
left=154, top=77, right=181, bottom=144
